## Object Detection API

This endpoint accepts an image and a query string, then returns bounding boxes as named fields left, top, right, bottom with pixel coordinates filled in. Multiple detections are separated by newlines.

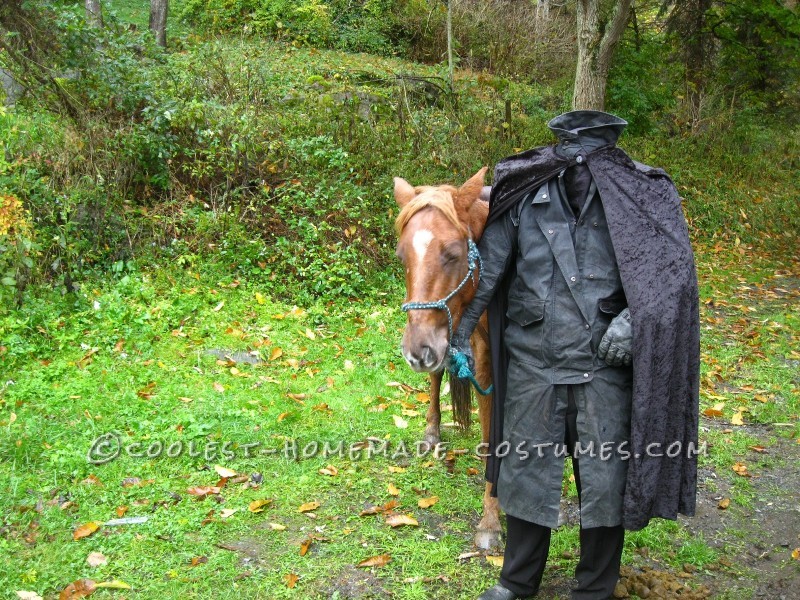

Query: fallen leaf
left=385, top=514, right=418, bottom=528
left=392, top=415, right=408, bottom=429
left=214, top=465, right=237, bottom=478
left=418, top=496, right=439, bottom=509
left=357, top=554, right=392, bottom=568
left=731, top=411, right=744, bottom=426
left=187, top=486, right=221, bottom=498
left=115, top=506, right=128, bottom=518
left=268, top=522, right=287, bottom=531
left=255, top=292, right=266, bottom=305
left=748, top=445, right=768, bottom=453
left=298, top=501, right=320, bottom=513
left=59, top=579, right=96, bottom=600
left=486, top=555, right=505, bottom=567
left=717, top=498, right=731, bottom=510
left=94, top=580, right=131, bottom=590
left=212, top=301, right=225, bottom=312
left=16, top=591, right=43, bottom=600
left=73, top=522, right=100, bottom=541
left=359, top=500, right=398, bottom=516
left=86, top=552, right=108, bottom=567
left=319, top=465, right=339, bottom=476
left=457, top=551, right=481, bottom=561
left=387, top=466, right=406, bottom=474
left=213, top=382, right=225, bottom=393
left=304, top=328, right=316, bottom=340
left=466, top=467, right=480, bottom=476
left=248, top=499, right=273, bottom=513
left=732, top=462, right=751, bottom=477
left=284, top=573, right=299, bottom=588
left=220, top=509, right=238, bottom=519
left=792, top=548, right=800, bottom=560
left=300, top=537, right=312, bottom=556
left=270, top=347, right=283, bottom=361
left=190, top=556, right=208, bottom=567
left=387, top=483, right=400, bottom=496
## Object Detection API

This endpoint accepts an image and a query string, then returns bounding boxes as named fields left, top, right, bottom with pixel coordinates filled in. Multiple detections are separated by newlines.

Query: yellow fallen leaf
left=392, top=415, right=408, bottom=429
left=319, top=465, right=339, bottom=476
left=73, top=522, right=100, bottom=541
left=298, top=501, right=320, bottom=513
left=220, top=509, right=238, bottom=519
left=248, top=499, right=273, bottom=513
left=385, top=514, right=418, bottom=527
left=304, top=328, right=316, bottom=340
left=284, top=573, right=299, bottom=588
left=214, top=465, right=237, bottom=478
left=731, top=411, right=744, bottom=425
left=418, top=496, right=439, bottom=509
left=387, top=466, right=406, bottom=474
left=792, top=548, right=800, bottom=560
left=717, top=498, right=731, bottom=510
left=387, top=483, right=400, bottom=496
left=486, top=555, right=504, bottom=567
left=255, top=292, right=266, bottom=305
left=94, top=580, right=131, bottom=590
left=300, top=537, right=312, bottom=556
left=270, top=347, right=283, bottom=360
left=268, top=522, right=287, bottom=531
left=357, top=554, right=392, bottom=568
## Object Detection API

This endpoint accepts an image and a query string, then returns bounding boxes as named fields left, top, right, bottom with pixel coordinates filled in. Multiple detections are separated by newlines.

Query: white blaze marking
left=412, top=229, right=434, bottom=265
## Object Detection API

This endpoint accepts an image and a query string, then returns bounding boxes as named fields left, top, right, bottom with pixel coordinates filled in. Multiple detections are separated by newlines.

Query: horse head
left=393, top=168, right=490, bottom=373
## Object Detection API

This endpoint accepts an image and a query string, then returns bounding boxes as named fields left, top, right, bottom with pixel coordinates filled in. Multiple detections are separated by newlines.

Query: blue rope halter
left=401, top=239, right=493, bottom=396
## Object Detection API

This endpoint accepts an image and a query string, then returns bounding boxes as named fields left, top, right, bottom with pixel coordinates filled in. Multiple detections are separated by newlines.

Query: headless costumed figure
left=450, top=111, right=700, bottom=600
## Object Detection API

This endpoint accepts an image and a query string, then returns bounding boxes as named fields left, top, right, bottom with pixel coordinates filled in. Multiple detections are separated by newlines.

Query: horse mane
left=394, top=188, right=468, bottom=237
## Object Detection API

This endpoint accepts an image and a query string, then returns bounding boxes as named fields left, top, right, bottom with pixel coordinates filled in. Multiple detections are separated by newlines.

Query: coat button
left=583, top=373, right=589, bottom=378
left=576, top=155, right=584, bottom=163
left=585, top=324, right=590, bottom=330
left=588, top=274, right=595, bottom=279
left=570, top=276, right=577, bottom=282
left=548, top=229, right=554, bottom=235
left=542, top=193, right=548, bottom=199
left=593, top=222, right=598, bottom=227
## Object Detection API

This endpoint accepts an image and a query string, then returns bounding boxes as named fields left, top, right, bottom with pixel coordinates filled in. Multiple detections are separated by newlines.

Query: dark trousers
left=498, top=387, right=625, bottom=600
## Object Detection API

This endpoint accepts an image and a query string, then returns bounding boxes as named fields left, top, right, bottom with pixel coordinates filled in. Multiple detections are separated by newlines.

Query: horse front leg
left=423, top=370, right=443, bottom=450
left=474, top=390, right=502, bottom=551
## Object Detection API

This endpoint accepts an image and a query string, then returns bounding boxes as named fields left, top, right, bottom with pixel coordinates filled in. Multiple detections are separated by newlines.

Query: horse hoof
left=420, top=433, right=440, bottom=453
left=474, top=529, right=502, bottom=551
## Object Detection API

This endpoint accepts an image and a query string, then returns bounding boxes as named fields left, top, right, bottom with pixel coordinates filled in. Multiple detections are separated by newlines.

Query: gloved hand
left=598, top=308, right=632, bottom=367
left=448, top=331, right=475, bottom=376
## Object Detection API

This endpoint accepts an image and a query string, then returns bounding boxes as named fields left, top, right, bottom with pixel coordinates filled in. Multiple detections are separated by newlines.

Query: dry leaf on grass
left=357, top=554, right=392, bottom=568
left=72, top=522, right=100, bottom=541
left=298, top=501, right=320, bottom=513
left=248, top=499, right=273, bottom=513
left=418, top=496, right=439, bottom=509
left=86, top=552, right=107, bottom=568
left=385, top=514, right=418, bottom=528
left=59, top=579, right=96, bottom=600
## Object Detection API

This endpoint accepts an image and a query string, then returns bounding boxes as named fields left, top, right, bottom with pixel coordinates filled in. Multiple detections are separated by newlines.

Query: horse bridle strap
left=401, top=238, right=482, bottom=342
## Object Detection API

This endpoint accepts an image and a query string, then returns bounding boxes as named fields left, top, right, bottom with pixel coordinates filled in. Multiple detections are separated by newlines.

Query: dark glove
left=448, top=331, right=474, bottom=376
left=597, top=308, right=632, bottom=367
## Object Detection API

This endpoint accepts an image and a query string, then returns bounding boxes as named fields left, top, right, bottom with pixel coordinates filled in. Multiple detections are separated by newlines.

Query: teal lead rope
left=448, top=350, right=494, bottom=396
left=401, top=239, right=493, bottom=397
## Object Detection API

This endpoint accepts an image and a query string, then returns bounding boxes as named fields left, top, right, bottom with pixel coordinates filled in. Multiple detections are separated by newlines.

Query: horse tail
left=449, top=372, right=472, bottom=430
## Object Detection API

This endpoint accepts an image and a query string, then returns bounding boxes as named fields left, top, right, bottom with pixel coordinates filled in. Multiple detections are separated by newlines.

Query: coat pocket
left=598, top=294, right=627, bottom=317
left=506, top=296, right=546, bottom=326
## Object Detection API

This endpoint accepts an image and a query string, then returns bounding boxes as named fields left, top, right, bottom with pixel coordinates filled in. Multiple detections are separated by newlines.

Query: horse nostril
left=420, top=345, right=436, bottom=367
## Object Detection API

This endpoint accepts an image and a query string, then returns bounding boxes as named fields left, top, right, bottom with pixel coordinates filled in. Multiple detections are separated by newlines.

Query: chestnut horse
left=393, top=168, right=501, bottom=550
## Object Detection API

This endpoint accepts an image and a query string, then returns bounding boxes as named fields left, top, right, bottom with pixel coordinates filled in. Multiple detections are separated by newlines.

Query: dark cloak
left=484, top=144, right=700, bottom=531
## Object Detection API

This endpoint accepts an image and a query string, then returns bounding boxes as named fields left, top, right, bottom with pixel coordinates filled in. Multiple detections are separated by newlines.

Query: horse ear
left=394, top=177, right=416, bottom=207
left=456, top=167, right=488, bottom=212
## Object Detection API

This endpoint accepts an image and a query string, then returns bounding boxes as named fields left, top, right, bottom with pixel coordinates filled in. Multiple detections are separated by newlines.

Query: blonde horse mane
left=394, top=188, right=468, bottom=237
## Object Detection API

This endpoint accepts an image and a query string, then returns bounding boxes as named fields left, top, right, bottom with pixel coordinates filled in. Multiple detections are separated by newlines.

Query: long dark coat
left=484, top=144, right=700, bottom=531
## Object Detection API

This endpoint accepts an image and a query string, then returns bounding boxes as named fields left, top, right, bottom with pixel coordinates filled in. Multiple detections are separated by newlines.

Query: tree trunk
left=85, top=0, right=102, bottom=27
left=535, top=0, right=550, bottom=39
left=572, top=0, right=633, bottom=111
left=149, top=0, right=168, bottom=48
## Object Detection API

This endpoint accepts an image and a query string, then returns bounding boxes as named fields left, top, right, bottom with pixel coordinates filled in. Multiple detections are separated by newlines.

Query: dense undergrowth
left=0, top=1, right=798, bottom=312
